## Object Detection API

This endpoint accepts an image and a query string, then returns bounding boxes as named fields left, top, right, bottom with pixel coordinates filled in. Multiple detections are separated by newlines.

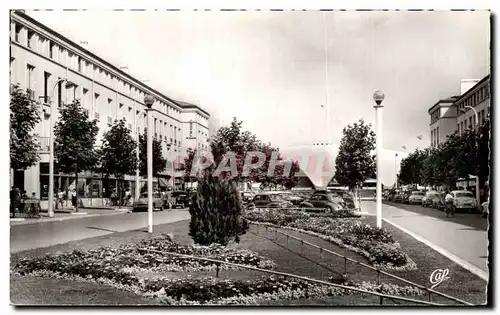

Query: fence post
left=275, top=229, right=277, bottom=241
left=319, top=247, right=323, bottom=259
left=216, top=263, right=220, bottom=278
left=301, top=240, right=304, bottom=254
left=428, top=292, right=432, bottom=302
left=286, top=234, right=289, bottom=248
left=377, top=270, right=380, bottom=285
left=344, top=257, right=347, bottom=276
left=380, top=296, right=383, bottom=305
left=257, top=224, right=259, bottom=234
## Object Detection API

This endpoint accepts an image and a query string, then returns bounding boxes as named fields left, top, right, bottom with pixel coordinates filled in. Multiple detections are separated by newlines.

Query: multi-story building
left=10, top=10, right=209, bottom=203
left=428, top=75, right=490, bottom=147
left=428, top=96, right=460, bottom=147
left=455, top=75, right=490, bottom=136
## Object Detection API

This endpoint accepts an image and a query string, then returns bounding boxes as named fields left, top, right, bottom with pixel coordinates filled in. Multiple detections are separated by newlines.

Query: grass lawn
left=11, top=215, right=485, bottom=306
left=11, top=275, right=158, bottom=305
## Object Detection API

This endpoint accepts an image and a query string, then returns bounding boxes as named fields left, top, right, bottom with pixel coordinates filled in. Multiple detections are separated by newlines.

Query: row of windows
left=12, top=20, right=184, bottom=119
left=456, top=83, right=490, bottom=113
left=431, top=126, right=440, bottom=147
left=430, top=109, right=440, bottom=124
left=457, top=109, right=487, bottom=135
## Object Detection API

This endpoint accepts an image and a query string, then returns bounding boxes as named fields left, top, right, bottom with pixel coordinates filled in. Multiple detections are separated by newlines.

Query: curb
left=383, top=217, right=489, bottom=281
left=10, top=210, right=131, bottom=226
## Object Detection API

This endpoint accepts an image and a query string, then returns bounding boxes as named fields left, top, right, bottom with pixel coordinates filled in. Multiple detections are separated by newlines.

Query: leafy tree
left=54, top=100, right=99, bottom=211
left=100, top=119, right=138, bottom=205
left=10, top=85, right=41, bottom=174
left=334, top=119, right=376, bottom=206
left=189, top=171, right=248, bottom=246
left=398, top=149, right=427, bottom=186
left=138, top=128, right=167, bottom=188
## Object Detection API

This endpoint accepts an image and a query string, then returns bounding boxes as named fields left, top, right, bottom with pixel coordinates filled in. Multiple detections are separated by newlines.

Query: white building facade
left=10, top=11, right=209, bottom=202
left=428, top=75, right=490, bottom=147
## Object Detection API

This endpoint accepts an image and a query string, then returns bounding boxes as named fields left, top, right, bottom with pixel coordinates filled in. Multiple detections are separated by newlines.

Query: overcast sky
left=26, top=10, right=490, bottom=185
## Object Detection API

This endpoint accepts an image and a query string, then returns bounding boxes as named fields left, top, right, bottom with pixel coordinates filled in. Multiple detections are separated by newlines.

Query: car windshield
left=456, top=192, right=474, bottom=198
left=412, top=192, right=424, bottom=196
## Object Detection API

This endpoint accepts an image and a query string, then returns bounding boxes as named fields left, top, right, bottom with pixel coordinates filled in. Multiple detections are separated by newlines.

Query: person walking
left=445, top=190, right=454, bottom=217
left=10, top=186, right=18, bottom=218
left=57, top=189, right=65, bottom=210
left=71, top=189, right=77, bottom=209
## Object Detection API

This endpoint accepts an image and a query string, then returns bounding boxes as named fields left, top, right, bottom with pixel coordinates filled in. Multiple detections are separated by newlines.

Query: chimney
left=460, top=79, right=480, bottom=95
left=119, top=65, right=129, bottom=74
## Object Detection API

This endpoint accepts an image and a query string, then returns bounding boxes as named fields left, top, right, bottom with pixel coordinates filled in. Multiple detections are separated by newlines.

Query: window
left=15, top=24, right=22, bottom=43
left=26, top=64, right=35, bottom=91
left=95, top=112, right=100, bottom=120
left=43, top=72, right=51, bottom=103
left=95, top=93, right=100, bottom=110
left=469, top=117, right=473, bottom=128
left=58, top=80, right=63, bottom=107
left=49, top=42, right=54, bottom=59
left=10, top=57, right=15, bottom=83
left=128, top=123, right=132, bottom=130
left=83, top=88, right=89, bottom=107
left=436, top=127, right=439, bottom=145
left=107, top=116, right=113, bottom=124
left=78, top=56, right=83, bottom=73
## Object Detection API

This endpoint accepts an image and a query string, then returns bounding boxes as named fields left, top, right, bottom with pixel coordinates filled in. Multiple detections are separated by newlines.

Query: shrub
left=189, top=173, right=249, bottom=246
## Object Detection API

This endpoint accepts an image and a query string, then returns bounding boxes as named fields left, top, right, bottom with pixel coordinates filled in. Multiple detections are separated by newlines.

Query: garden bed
left=12, top=232, right=426, bottom=305
left=243, top=208, right=417, bottom=271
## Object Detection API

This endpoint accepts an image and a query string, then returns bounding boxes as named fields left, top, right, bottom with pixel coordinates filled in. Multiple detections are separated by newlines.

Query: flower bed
left=244, top=209, right=416, bottom=270
left=14, top=234, right=277, bottom=278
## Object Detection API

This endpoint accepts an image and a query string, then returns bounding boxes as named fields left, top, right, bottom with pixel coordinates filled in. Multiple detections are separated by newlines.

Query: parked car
left=247, top=193, right=293, bottom=209
left=393, top=193, right=403, bottom=203
left=133, top=192, right=165, bottom=212
left=408, top=191, right=425, bottom=205
left=422, top=191, right=438, bottom=207
left=450, top=190, right=478, bottom=213
left=481, top=199, right=489, bottom=218
left=300, top=191, right=345, bottom=212
left=171, top=191, right=191, bottom=208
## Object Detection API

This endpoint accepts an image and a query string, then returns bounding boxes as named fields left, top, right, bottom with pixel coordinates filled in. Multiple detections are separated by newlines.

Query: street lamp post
left=144, top=94, right=155, bottom=233
left=48, top=78, right=74, bottom=218
left=461, top=106, right=479, bottom=128
left=394, top=153, right=398, bottom=189
left=373, top=90, right=385, bottom=228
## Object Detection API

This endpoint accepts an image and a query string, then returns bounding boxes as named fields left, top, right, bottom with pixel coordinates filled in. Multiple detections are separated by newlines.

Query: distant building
left=428, top=75, right=490, bottom=147
left=10, top=10, right=210, bottom=200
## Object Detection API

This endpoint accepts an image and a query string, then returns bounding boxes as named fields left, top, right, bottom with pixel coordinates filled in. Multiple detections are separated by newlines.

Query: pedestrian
left=71, top=189, right=77, bottom=209
left=57, top=189, right=65, bottom=209
left=10, top=186, right=17, bottom=218
left=445, top=190, right=454, bottom=217
left=124, top=188, right=131, bottom=206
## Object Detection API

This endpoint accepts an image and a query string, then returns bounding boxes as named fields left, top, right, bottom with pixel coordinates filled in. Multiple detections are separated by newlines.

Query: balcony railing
left=35, top=136, right=50, bottom=152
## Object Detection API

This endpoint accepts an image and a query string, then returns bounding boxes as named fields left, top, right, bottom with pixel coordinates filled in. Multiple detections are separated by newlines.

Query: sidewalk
left=10, top=208, right=131, bottom=226
left=360, top=200, right=488, bottom=278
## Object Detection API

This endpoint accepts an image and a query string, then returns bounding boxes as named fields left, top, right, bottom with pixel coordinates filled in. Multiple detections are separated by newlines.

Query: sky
left=25, top=10, right=490, bottom=185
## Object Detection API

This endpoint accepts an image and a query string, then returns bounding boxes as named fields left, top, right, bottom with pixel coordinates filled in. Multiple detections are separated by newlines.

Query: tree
left=398, top=149, right=427, bottom=186
left=10, top=84, right=41, bottom=175
left=334, top=119, right=376, bottom=207
left=100, top=119, right=138, bottom=205
left=54, top=100, right=99, bottom=211
left=189, top=171, right=248, bottom=246
left=138, top=128, right=167, bottom=188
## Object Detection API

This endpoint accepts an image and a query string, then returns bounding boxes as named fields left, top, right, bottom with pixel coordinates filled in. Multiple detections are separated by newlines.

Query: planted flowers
left=244, top=209, right=416, bottom=270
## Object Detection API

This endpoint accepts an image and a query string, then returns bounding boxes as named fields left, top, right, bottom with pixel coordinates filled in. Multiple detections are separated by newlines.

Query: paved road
left=361, top=200, right=488, bottom=274
left=10, top=209, right=190, bottom=253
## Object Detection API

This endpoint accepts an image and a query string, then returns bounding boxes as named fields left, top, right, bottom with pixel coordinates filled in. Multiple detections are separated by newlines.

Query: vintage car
left=278, top=191, right=304, bottom=206
left=170, top=191, right=191, bottom=208
left=450, top=190, right=478, bottom=213
left=300, top=191, right=345, bottom=213
left=422, top=191, right=438, bottom=207
left=247, top=193, right=293, bottom=209
left=133, top=192, right=165, bottom=212
left=327, top=189, right=355, bottom=209
left=408, top=191, right=425, bottom=205
left=393, top=193, right=403, bottom=203
left=431, top=192, right=446, bottom=210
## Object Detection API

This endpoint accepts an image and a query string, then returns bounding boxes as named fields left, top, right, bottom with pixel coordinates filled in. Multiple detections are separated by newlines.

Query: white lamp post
left=48, top=78, right=75, bottom=218
left=394, top=153, right=398, bottom=189
left=144, top=94, right=155, bottom=233
left=373, top=89, right=385, bottom=228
